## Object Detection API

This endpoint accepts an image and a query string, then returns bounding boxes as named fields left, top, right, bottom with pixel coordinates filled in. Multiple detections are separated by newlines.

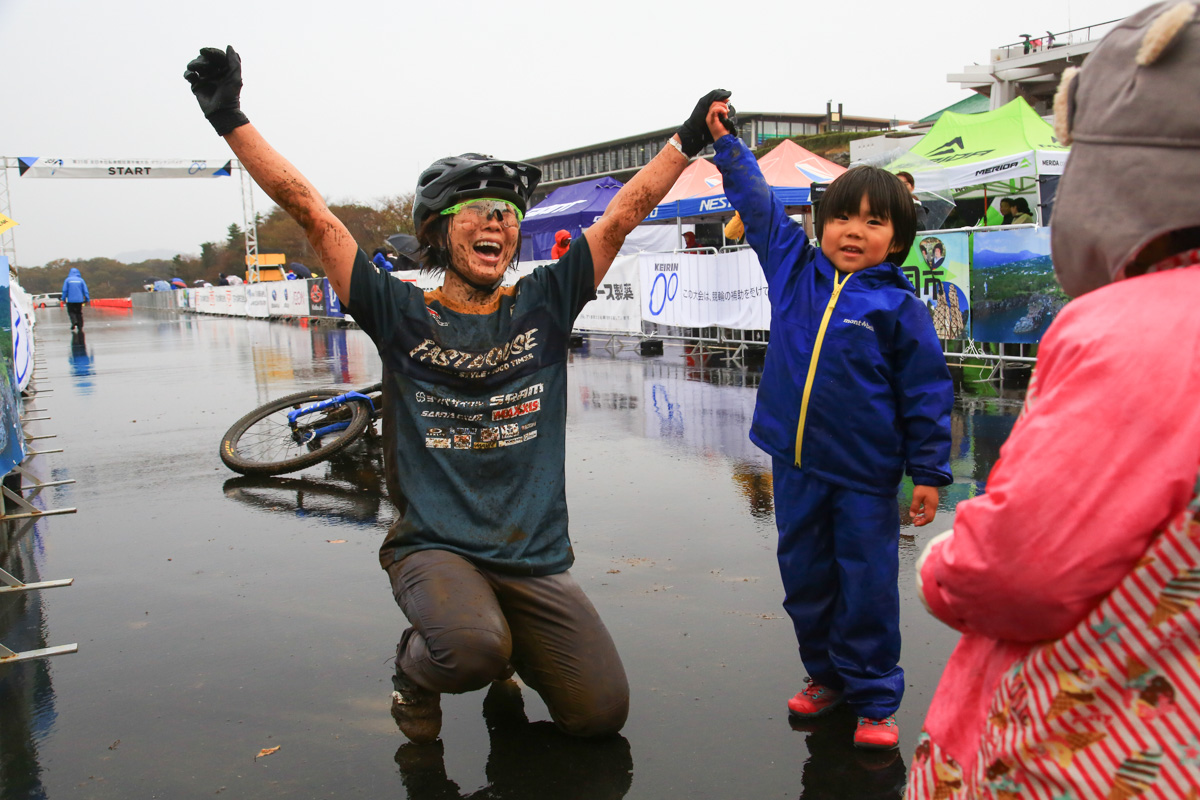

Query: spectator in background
left=1011, top=197, right=1035, bottom=224
left=908, top=4, right=1200, bottom=795
left=999, top=197, right=1015, bottom=225
left=724, top=211, right=745, bottom=244
left=550, top=230, right=572, bottom=260
left=896, top=171, right=929, bottom=231
left=226, top=272, right=244, bottom=285
left=371, top=248, right=399, bottom=272
left=61, top=267, right=90, bottom=332
left=681, top=230, right=702, bottom=252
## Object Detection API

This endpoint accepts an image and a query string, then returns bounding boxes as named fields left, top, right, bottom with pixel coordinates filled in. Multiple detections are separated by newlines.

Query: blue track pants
left=773, top=460, right=903, bottom=719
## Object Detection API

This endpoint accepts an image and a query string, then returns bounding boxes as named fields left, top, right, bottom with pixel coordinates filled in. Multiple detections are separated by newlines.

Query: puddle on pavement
left=1, top=310, right=1025, bottom=799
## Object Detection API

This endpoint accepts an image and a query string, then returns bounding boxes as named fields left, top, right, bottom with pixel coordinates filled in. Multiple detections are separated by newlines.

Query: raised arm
left=707, top=105, right=810, bottom=286
left=584, top=90, right=731, bottom=287
left=184, top=47, right=356, bottom=303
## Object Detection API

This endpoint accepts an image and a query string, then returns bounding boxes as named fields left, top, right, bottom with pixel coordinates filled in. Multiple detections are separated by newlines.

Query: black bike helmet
left=412, top=153, right=541, bottom=230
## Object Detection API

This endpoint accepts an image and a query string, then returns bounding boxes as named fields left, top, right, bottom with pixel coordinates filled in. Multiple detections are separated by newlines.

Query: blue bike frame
left=286, top=391, right=377, bottom=444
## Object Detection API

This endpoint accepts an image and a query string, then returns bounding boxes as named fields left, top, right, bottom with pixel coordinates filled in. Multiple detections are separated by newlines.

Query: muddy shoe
left=787, top=679, right=844, bottom=719
left=853, top=715, right=899, bottom=750
left=391, top=669, right=442, bottom=745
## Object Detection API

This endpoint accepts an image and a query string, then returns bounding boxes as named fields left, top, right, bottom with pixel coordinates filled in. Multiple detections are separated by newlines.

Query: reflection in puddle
left=394, top=680, right=632, bottom=799
left=221, top=434, right=393, bottom=528
left=792, top=709, right=907, bottom=799
left=68, top=331, right=94, bottom=393
left=0, top=518, right=56, bottom=800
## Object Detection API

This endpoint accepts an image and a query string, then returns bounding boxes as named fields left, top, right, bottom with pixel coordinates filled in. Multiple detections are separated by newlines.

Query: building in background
left=524, top=107, right=904, bottom=203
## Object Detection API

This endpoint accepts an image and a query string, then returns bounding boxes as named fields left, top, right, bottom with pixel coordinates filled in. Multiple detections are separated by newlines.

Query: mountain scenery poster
left=969, top=228, right=1066, bottom=343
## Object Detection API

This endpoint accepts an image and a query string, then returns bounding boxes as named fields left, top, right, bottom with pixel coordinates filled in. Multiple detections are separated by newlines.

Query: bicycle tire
left=220, top=388, right=372, bottom=476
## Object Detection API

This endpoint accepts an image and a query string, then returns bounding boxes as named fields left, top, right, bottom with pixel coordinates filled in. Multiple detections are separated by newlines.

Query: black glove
left=677, top=89, right=732, bottom=157
left=184, top=46, right=250, bottom=137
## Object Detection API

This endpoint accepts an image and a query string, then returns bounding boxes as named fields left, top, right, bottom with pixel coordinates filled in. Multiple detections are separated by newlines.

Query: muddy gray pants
left=387, top=548, right=629, bottom=737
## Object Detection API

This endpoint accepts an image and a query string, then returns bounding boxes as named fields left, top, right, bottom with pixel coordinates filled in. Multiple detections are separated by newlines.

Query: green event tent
left=894, top=97, right=1069, bottom=196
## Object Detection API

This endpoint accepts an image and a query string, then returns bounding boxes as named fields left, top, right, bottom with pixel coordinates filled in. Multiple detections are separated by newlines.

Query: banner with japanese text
left=898, top=231, right=971, bottom=340
left=637, top=248, right=769, bottom=329
left=577, top=255, right=641, bottom=334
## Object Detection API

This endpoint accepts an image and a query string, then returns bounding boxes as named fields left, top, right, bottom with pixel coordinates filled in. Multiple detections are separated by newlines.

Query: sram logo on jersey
left=490, top=383, right=543, bottom=407
left=492, top=399, right=541, bottom=421
left=408, top=328, right=539, bottom=371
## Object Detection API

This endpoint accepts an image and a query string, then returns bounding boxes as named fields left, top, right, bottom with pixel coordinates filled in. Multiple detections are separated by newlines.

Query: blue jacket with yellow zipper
left=713, top=135, right=952, bottom=496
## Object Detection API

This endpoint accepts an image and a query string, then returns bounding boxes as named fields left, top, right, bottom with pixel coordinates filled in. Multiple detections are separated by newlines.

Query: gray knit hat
left=1051, top=1, right=1200, bottom=297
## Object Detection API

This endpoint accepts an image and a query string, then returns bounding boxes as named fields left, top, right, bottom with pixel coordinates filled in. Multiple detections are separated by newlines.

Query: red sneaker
left=786, top=680, right=844, bottom=719
left=854, top=715, right=899, bottom=750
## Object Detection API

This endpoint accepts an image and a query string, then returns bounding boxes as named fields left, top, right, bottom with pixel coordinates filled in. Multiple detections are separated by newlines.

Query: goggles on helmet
left=440, top=198, right=523, bottom=228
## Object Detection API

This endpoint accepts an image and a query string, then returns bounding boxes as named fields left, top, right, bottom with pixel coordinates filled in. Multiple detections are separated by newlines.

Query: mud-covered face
left=444, top=201, right=521, bottom=287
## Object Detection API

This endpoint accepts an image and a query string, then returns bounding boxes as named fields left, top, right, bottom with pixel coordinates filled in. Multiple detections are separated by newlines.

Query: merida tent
left=646, top=139, right=846, bottom=220
left=898, top=97, right=1068, bottom=193
left=520, top=176, right=623, bottom=260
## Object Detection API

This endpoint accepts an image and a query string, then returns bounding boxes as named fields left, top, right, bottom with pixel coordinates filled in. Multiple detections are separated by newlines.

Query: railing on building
left=993, top=18, right=1125, bottom=60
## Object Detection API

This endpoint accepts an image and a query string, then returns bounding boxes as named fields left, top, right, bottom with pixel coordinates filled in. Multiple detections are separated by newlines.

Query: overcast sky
left=1, top=0, right=1151, bottom=268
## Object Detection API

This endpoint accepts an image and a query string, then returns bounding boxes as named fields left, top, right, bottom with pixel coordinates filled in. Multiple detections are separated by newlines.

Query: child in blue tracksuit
left=705, top=103, right=953, bottom=750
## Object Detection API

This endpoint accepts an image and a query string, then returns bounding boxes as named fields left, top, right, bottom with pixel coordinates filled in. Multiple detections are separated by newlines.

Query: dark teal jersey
left=348, top=242, right=596, bottom=575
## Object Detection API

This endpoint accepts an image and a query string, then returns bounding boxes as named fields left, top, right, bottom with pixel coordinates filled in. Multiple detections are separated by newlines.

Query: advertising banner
left=0, top=258, right=25, bottom=477
left=214, top=286, right=230, bottom=314
left=17, top=157, right=233, bottom=179
left=970, top=227, right=1066, bottom=343
left=246, top=283, right=269, bottom=318
left=9, top=283, right=32, bottom=393
left=638, top=249, right=770, bottom=330
left=323, top=279, right=344, bottom=319
left=286, top=281, right=311, bottom=317
left=898, top=231, right=971, bottom=340
left=266, top=282, right=289, bottom=316
left=576, top=255, right=642, bottom=334
left=229, top=285, right=247, bottom=317
left=306, top=279, right=327, bottom=317
left=197, top=286, right=217, bottom=314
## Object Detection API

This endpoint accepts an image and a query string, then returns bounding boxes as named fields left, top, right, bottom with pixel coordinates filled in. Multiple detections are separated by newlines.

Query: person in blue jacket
left=705, top=101, right=953, bottom=750
left=61, top=267, right=90, bottom=332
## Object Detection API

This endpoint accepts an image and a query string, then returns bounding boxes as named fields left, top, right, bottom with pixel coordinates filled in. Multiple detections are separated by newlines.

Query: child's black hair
left=815, top=166, right=917, bottom=261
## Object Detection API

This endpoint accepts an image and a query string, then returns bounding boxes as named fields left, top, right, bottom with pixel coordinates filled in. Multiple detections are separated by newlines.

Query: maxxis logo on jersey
left=491, top=399, right=540, bottom=421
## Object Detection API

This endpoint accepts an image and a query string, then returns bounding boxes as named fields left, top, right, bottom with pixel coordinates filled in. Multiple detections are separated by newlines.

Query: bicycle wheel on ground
left=220, top=388, right=372, bottom=476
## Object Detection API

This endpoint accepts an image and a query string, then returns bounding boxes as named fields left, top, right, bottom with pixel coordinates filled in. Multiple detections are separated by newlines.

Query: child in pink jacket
left=908, top=4, right=1200, bottom=798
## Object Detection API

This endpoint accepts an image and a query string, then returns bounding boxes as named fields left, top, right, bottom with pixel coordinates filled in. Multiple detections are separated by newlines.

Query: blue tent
left=520, top=176, right=624, bottom=261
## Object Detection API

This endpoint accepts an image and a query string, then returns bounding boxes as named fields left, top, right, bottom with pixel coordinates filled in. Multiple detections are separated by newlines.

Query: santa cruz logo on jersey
left=427, top=307, right=449, bottom=327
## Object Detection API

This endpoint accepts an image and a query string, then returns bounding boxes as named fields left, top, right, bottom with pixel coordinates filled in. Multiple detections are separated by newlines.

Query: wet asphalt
left=0, top=305, right=1025, bottom=799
